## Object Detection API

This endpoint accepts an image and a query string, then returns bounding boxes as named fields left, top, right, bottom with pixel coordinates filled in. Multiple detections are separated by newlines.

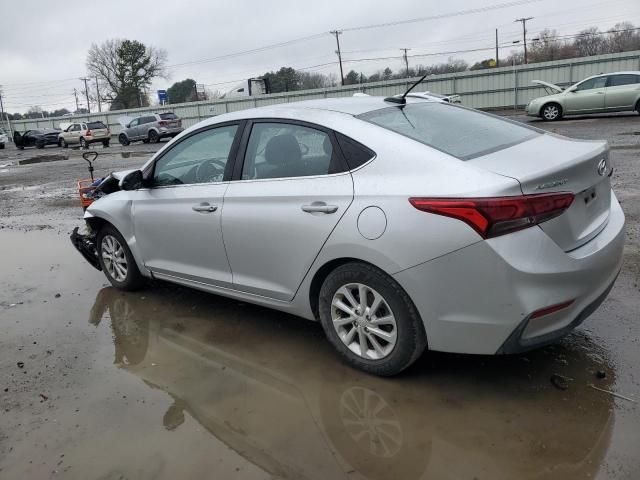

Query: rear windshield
left=159, top=113, right=178, bottom=120
left=87, top=121, right=107, bottom=130
left=357, top=103, right=539, bottom=160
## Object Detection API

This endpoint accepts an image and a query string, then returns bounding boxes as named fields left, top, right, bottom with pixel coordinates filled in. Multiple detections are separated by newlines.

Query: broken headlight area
left=70, top=225, right=101, bottom=271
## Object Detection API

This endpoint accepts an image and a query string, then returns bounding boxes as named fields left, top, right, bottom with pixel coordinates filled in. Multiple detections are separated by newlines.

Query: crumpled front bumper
left=70, top=226, right=101, bottom=271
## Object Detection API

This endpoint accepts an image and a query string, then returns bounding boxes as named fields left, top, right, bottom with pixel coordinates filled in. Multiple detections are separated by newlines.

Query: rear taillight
left=158, top=120, right=168, bottom=126
left=86, top=129, right=92, bottom=137
left=409, top=193, right=575, bottom=239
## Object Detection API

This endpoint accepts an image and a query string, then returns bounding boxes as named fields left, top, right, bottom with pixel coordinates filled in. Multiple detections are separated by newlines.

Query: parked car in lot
left=58, top=121, right=111, bottom=148
left=527, top=71, right=640, bottom=120
left=118, top=112, right=183, bottom=146
left=14, top=128, right=61, bottom=149
left=0, top=128, right=7, bottom=149
left=71, top=96, right=625, bottom=376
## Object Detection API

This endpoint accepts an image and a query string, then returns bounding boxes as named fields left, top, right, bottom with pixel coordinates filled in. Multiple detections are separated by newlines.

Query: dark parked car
left=14, top=129, right=61, bottom=149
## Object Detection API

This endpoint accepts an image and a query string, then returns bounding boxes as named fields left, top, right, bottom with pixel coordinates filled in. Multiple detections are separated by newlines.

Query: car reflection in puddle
left=89, top=285, right=615, bottom=480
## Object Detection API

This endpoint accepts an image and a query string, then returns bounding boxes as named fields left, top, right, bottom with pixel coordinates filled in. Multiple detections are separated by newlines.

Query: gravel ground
left=0, top=112, right=639, bottom=480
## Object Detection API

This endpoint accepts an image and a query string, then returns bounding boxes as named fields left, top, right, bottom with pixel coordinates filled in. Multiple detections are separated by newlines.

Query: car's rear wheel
left=97, top=225, right=145, bottom=291
left=102, top=140, right=110, bottom=147
left=541, top=103, right=562, bottom=121
left=319, top=262, right=427, bottom=376
left=635, top=99, right=640, bottom=115
left=80, top=137, right=88, bottom=149
left=148, top=130, right=160, bottom=143
left=118, top=134, right=130, bottom=146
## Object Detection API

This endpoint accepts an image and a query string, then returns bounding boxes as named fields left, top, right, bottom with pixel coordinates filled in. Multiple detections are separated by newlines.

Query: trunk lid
left=469, top=133, right=611, bottom=251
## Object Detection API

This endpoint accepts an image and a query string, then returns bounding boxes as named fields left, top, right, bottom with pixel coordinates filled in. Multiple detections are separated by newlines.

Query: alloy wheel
left=101, top=235, right=128, bottom=282
left=543, top=104, right=559, bottom=120
left=331, top=283, right=398, bottom=360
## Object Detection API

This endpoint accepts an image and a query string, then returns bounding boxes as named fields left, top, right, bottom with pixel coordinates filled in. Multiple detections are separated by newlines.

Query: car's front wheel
left=541, top=103, right=562, bottom=121
left=319, top=262, right=427, bottom=376
left=97, top=225, right=145, bottom=291
left=119, top=134, right=130, bottom=146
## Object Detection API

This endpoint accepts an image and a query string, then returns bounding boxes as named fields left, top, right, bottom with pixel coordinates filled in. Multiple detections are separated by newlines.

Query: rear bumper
left=393, top=191, right=625, bottom=355
left=158, top=127, right=183, bottom=137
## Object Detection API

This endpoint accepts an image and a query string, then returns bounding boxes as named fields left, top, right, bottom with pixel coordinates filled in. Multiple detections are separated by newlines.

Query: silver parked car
left=71, top=96, right=625, bottom=376
left=527, top=71, right=640, bottom=120
left=118, top=112, right=183, bottom=145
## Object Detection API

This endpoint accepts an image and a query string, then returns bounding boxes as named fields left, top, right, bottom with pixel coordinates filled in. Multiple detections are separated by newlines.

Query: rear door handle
left=192, top=203, right=218, bottom=213
left=301, top=203, right=339, bottom=214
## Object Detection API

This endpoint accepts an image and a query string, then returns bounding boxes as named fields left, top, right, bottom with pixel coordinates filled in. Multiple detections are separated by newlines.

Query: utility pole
left=73, top=88, right=80, bottom=112
left=514, top=17, right=533, bottom=64
left=95, top=76, right=101, bottom=112
left=0, top=87, right=12, bottom=138
left=80, top=77, right=91, bottom=113
left=330, top=30, right=344, bottom=86
left=401, top=48, right=411, bottom=77
left=193, top=82, right=199, bottom=101
left=495, top=29, right=499, bottom=66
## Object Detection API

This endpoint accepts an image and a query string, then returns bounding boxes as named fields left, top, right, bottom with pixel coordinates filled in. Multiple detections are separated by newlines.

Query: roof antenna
left=385, top=74, right=428, bottom=104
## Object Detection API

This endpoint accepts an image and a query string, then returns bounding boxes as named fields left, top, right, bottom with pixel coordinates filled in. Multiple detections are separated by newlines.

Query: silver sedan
left=71, top=96, right=625, bottom=376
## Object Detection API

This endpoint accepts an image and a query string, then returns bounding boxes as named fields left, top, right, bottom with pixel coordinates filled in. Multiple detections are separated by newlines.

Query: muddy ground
left=0, top=112, right=639, bottom=480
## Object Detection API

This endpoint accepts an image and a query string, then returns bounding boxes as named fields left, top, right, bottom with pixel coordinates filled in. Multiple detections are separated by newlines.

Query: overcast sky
left=1, top=0, right=638, bottom=113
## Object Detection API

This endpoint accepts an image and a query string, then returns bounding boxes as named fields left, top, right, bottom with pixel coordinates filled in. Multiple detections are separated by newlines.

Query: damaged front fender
left=70, top=226, right=102, bottom=271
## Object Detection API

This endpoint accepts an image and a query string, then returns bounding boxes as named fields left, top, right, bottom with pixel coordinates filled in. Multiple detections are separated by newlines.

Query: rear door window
left=241, top=122, right=346, bottom=180
left=607, top=74, right=640, bottom=87
left=358, top=103, right=539, bottom=160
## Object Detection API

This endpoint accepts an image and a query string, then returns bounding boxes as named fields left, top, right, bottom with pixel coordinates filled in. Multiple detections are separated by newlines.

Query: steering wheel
left=195, top=158, right=227, bottom=183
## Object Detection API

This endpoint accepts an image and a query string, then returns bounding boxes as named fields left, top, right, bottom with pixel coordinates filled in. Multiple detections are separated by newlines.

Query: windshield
left=357, top=103, right=540, bottom=160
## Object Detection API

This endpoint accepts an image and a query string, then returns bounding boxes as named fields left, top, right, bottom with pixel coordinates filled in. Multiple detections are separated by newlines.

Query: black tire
left=541, top=102, right=562, bottom=121
left=97, top=225, right=145, bottom=291
left=318, top=262, right=427, bottom=376
left=118, top=134, right=130, bottom=146
left=58, top=139, right=64, bottom=148
left=18, top=145, right=24, bottom=150
left=635, top=99, right=640, bottom=115
left=0, top=143, right=4, bottom=150
left=148, top=130, right=160, bottom=143
left=102, top=140, right=110, bottom=148
left=80, top=137, right=88, bottom=149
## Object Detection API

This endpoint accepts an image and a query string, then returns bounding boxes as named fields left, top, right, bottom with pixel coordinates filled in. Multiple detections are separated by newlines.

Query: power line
left=340, top=0, right=543, bottom=32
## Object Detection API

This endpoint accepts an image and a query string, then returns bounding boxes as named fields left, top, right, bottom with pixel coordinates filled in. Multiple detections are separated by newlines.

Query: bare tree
left=574, top=27, right=608, bottom=57
left=86, top=39, right=167, bottom=110
left=606, top=22, right=640, bottom=52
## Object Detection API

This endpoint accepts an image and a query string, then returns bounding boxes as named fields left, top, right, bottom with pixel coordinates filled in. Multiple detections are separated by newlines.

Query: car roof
left=197, top=96, right=440, bottom=127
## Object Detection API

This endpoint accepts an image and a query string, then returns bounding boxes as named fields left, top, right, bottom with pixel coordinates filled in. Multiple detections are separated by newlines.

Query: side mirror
left=126, top=123, right=131, bottom=128
left=120, top=170, right=144, bottom=191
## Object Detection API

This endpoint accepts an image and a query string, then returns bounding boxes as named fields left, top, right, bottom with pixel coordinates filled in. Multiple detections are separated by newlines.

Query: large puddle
left=0, top=229, right=637, bottom=479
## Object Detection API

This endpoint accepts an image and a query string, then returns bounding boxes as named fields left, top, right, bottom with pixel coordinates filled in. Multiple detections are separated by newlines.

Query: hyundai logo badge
left=597, top=158, right=607, bottom=176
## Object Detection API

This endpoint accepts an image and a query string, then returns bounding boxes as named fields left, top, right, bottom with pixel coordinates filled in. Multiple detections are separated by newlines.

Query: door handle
left=595, top=91, right=605, bottom=94
left=301, top=203, right=339, bottom=214
left=192, top=203, right=218, bottom=213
